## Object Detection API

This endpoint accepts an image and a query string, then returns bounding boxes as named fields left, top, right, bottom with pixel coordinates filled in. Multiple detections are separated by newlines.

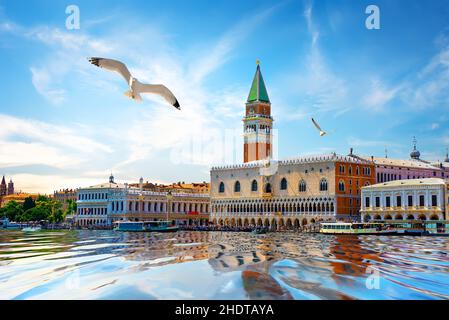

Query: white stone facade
left=360, top=178, right=448, bottom=221
left=210, top=154, right=370, bottom=229
left=75, top=180, right=209, bottom=227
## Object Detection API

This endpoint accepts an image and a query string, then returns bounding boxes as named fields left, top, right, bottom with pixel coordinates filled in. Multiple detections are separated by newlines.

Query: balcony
left=262, top=192, right=273, bottom=199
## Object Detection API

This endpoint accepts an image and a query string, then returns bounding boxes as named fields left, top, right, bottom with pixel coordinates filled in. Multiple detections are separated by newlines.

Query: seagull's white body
left=311, top=117, right=326, bottom=137
left=259, top=159, right=279, bottom=177
left=88, top=57, right=180, bottom=110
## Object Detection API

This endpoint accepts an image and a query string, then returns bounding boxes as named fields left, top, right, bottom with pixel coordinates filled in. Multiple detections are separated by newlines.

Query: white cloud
left=304, top=2, right=319, bottom=47
left=23, top=27, right=114, bottom=103
left=0, top=6, right=280, bottom=191
left=362, top=79, right=401, bottom=112
left=187, top=6, right=277, bottom=84
left=27, top=27, right=113, bottom=53
left=347, top=136, right=398, bottom=148
left=30, top=67, right=66, bottom=105
left=431, top=123, right=440, bottom=130
left=400, top=44, right=449, bottom=109
left=106, top=8, right=278, bottom=169
left=279, top=2, right=348, bottom=121
left=11, top=173, right=107, bottom=194
left=0, top=114, right=112, bottom=169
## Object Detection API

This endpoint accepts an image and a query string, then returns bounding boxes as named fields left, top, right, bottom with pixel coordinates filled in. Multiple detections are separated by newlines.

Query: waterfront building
left=75, top=175, right=210, bottom=227
left=349, top=139, right=449, bottom=184
left=360, top=178, right=448, bottom=221
left=211, top=154, right=375, bottom=228
left=53, top=189, right=77, bottom=211
left=210, top=62, right=376, bottom=228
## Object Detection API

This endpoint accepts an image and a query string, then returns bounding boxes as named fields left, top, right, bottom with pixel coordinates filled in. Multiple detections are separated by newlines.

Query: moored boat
left=22, top=226, right=42, bottom=232
left=252, top=227, right=268, bottom=235
left=320, top=222, right=398, bottom=235
left=114, top=220, right=179, bottom=232
left=0, top=218, right=28, bottom=230
left=320, top=220, right=449, bottom=236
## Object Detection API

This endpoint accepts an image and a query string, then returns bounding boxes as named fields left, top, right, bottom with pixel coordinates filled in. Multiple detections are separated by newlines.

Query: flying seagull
left=88, top=57, right=180, bottom=110
left=259, top=158, right=279, bottom=177
left=311, top=118, right=326, bottom=137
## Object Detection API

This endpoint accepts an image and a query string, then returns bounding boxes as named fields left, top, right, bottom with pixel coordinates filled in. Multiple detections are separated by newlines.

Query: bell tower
left=243, top=61, right=273, bottom=163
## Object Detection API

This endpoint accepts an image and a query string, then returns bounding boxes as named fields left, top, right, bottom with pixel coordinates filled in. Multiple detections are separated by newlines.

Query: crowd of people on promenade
left=71, top=221, right=326, bottom=233
left=178, top=224, right=321, bottom=233
left=179, top=225, right=255, bottom=232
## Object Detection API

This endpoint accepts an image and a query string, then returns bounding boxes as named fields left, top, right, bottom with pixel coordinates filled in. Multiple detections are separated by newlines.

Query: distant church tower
left=243, top=61, right=273, bottom=163
left=7, top=178, right=14, bottom=195
left=0, top=176, right=6, bottom=196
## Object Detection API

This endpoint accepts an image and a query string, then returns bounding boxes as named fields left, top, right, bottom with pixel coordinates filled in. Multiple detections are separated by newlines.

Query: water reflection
left=0, top=230, right=448, bottom=299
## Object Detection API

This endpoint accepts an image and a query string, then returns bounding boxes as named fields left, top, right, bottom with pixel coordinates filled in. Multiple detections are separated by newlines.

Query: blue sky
left=1, top=0, right=449, bottom=193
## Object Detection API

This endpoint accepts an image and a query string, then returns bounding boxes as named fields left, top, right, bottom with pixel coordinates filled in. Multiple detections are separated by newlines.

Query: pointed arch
left=299, top=180, right=307, bottom=192
left=280, top=178, right=288, bottom=190
left=251, top=179, right=258, bottom=192
left=320, top=178, right=328, bottom=191
left=234, top=181, right=241, bottom=192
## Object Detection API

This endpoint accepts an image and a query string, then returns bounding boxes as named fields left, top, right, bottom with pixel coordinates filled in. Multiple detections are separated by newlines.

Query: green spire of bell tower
left=247, top=61, right=270, bottom=103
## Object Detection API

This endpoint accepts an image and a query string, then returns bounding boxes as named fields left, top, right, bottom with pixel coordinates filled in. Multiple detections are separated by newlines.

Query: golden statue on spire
left=256, top=59, right=260, bottom=65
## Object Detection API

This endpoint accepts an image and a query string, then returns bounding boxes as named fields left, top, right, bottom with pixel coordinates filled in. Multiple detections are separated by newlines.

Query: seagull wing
left=88, top=57, right=132, bottom=85
left=135, top=82, right=180, bottom=110
left=311, top=118, right=323, bottom=132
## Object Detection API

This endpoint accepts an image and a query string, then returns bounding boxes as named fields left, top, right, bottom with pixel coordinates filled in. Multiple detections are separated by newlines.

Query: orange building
left=0, top=193, right=40, bottom=208
left=334, top=160, right=376, bottom=217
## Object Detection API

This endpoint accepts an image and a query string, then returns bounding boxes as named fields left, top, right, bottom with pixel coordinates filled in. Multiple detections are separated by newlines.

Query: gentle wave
left=0, top=230, right=448, bottom=300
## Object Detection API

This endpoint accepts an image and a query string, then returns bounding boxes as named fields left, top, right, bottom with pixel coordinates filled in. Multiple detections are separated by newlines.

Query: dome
left=410, top=148, right=420, bottom=160
left=410, top=137, right=420, bottom=160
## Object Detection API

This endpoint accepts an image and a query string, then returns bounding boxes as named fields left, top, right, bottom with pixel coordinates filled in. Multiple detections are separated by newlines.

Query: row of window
left=377, top=172, right=447, bottom=183
left=110, top=201, right=208, bottom=213
left=339, top=165, right=372, bottom=176
left=365, top=194, right=438, bottom=208
left=219, top=178, right=330, bottom=193
left=78, top=207, right=107, bottom=215
left=78, top=192, right=108, bottom=200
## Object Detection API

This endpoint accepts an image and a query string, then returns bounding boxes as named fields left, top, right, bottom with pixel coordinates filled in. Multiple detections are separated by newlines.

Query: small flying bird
left=311, top=117, right=326, bottom=137
left=88, top=57, right=180, bottom=110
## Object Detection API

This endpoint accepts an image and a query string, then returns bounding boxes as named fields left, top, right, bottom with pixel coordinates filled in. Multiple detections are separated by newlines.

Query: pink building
left=349, top=141, right=449, bottom=183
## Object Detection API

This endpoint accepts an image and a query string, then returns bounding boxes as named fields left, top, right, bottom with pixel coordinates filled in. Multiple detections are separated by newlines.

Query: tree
left=23, top=197, right=36, bottom=212
left=0, top=201, right=23, bottom=221
left=22, top=206, right=48, bottom=222
left=36, top=195, right=49, bottom=202
left=65, top=199, right=77, bottom=216
left=51, top=208, right=65, bottom=223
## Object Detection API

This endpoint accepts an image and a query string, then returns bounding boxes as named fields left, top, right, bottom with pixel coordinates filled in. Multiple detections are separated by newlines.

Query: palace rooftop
left=211, top=153, right=374, bottom=171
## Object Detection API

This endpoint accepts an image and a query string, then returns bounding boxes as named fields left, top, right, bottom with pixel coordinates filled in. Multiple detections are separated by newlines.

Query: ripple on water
left=0, top=230, right=449, bottom=299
